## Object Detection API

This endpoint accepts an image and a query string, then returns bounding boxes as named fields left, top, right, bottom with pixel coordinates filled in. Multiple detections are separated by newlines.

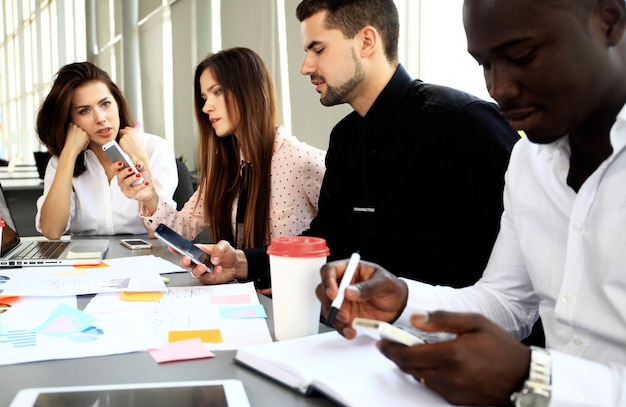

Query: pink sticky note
left=149, top=338, right=215, bottom=363
left=209, top=294, right=250, bottom=304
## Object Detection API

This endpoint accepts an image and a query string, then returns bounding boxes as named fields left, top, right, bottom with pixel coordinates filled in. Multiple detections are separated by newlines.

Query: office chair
left=173, top=158, right=194, bottom=211
left=33, top=151, right=51, bottom=179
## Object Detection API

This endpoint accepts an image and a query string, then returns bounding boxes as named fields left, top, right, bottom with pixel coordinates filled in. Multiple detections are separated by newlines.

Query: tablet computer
left=9, top=379, right=250, bottom=407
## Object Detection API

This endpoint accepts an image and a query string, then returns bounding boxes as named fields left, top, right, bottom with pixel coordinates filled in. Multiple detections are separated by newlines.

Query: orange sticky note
left=121, top=291, right=164, bottom=302
left=74, top=262, right=109, bottom=269
left=168, top=329, right=223, bottom=343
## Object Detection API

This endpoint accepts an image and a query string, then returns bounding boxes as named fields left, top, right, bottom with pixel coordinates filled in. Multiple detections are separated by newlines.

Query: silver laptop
left=0, top=182, right=108, bottom=267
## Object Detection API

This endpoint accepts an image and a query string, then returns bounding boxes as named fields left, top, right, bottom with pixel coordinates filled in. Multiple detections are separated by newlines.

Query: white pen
left=326, top=252, right=361, bottom=326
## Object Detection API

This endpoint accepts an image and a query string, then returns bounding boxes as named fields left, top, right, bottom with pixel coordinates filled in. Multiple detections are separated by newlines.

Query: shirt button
left=573, top=338, right=583, bottom=346
left=561, top=295, right=571, bottom=302
left=573, top=223, right=583, bottom=232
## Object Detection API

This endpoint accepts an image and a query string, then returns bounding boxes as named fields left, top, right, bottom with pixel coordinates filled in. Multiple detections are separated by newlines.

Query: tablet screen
left=9, top=379, right=250, bottom=407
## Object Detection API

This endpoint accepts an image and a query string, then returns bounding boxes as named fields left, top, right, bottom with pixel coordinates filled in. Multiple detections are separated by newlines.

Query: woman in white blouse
left=35, top=62, right=178, bottom=239
left=119, top=47, right=326, bottom=292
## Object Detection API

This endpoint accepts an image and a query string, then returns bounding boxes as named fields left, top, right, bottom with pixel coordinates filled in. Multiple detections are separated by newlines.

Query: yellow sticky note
left=67, top=251, right=101, bottom=259
left=121, top=291, right=165, bottom=302
left=169, top=329, right=223, bottom=343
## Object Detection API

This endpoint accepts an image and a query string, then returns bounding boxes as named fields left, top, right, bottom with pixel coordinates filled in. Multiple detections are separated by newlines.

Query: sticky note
left=67, top=251, right=101, bottom=259
left=168, top=329, right=223, bottom=343
left=149, top=338, right=215, bottom=363
left=121, top=291, right=164, bottom=301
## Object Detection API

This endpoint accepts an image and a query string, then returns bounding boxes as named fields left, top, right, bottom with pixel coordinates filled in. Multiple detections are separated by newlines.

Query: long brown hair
left=193, top=47, right=277, bottom=247
left=35, top=61, right=134, bottom=177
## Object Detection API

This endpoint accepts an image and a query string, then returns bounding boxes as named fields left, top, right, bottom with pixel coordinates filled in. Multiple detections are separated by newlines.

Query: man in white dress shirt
left=315, top=0, right=626, bottom=405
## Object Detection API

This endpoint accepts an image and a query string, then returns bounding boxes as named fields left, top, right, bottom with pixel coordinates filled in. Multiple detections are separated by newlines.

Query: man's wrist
left=510, top=346, right=552, bottom=407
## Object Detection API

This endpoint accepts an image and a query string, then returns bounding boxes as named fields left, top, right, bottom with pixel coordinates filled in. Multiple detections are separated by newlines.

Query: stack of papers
left=0, top=254, right=272, bottom=365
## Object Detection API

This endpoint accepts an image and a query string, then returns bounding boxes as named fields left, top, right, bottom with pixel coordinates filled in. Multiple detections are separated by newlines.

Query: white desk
left=1, top=235, right=335, bottom=407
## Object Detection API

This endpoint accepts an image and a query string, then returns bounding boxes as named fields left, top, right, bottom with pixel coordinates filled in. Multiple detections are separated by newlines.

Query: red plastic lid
left=267, top=236, right=330, bottom=258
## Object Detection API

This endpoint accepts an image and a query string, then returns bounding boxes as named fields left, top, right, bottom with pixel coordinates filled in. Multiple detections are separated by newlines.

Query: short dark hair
left=296, top=0, right=399, bottom=64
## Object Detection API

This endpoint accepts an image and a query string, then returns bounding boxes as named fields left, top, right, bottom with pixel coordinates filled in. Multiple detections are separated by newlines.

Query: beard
left=320, top=53, right=366, bottom=107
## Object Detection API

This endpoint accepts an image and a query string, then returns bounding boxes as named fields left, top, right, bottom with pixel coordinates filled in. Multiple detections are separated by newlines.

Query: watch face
left=515, top=392, right=550, bottom=407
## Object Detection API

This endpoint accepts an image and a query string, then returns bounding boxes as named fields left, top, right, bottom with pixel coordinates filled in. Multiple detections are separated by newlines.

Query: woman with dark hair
left=120, top=47, right=326, bottom=293
left=35, top=61, right=178, bottom=239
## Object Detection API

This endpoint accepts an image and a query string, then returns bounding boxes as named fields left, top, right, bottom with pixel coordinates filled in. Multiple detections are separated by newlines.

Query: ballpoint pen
left=326, top=252, right=360, bottom=326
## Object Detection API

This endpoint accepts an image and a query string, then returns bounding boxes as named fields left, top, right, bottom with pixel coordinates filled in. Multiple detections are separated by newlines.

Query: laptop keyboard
left=12, top=240, right=70, bottom=260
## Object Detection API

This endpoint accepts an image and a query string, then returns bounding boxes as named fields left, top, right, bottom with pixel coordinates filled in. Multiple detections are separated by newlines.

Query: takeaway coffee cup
left=267, top=236, right=330, bottom=341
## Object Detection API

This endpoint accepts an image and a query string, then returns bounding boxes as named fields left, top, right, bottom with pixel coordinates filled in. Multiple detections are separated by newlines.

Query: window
left=0, top=0, right=491, bottom=169
left=0, top=0, right=85, bottom=165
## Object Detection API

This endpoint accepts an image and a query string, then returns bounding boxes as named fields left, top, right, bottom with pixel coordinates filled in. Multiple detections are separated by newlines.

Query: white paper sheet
left=0, top=255, right=176, bottom=296
left=84, top=282, right=273, bottom=350
left=0, top=296, right=158, bottom=366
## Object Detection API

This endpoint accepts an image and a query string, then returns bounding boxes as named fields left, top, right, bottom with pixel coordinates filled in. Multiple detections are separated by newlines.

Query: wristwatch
left=510, top=346, right=552, bottom=407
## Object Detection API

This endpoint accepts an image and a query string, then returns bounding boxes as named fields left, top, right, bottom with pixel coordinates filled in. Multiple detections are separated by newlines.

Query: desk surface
left=2, top=235, right=335, bottom=407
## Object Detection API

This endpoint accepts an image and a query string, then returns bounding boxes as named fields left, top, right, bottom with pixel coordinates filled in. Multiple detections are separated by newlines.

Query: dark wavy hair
left=193, top=47, right=277, bottom=247
left=36, top=62, right=134, bottom=177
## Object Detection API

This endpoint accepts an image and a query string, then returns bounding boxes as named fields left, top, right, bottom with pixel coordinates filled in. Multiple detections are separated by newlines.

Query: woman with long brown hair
left=120, top=47, right=326, bottom=292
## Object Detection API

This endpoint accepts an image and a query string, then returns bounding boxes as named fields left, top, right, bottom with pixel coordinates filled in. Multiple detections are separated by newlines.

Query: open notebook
left=0, top=182, right=108, bottom=267
left=235, top=331, right=462, bottom=407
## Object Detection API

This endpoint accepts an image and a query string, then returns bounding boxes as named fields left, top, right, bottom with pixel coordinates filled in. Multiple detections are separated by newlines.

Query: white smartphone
left=102, top=140, right=144, bottom=186
left=154, top=223, right=214, bottom=272
left=352, top=317, right=456, bottom=346
left=353, top=317, right=426, bottom=346
left=120, top=238, right=152, bottom=250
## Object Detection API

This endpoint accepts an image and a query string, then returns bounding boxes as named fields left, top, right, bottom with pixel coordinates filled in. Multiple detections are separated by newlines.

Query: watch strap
left=510, top=346, right=552, bottom=405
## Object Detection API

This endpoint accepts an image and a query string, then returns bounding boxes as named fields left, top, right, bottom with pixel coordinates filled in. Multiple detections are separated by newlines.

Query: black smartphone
left=153, top=224, right=214, bottom=272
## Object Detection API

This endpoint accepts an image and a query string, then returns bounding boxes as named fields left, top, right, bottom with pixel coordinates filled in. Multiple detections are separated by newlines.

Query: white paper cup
left=268, top=236, right=330, bottom=341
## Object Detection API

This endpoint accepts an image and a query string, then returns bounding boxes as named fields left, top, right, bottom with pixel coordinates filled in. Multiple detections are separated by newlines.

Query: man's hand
left=377, top=310, right=530, bottom=406
left=316, top=260, right=408, bottom=338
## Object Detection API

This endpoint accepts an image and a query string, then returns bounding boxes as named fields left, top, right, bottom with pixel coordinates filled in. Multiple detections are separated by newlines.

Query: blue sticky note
left=219, top=304, right=267, bottom=319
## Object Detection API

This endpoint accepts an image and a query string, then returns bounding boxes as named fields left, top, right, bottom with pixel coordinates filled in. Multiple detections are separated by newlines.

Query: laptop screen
left=0, top=183, right=21, bottom=256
